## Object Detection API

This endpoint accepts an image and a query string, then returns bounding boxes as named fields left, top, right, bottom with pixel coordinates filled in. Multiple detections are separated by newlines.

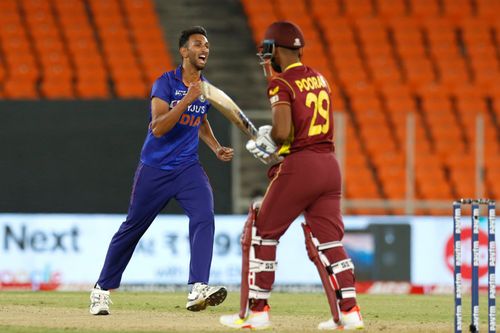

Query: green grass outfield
left=0, top=291, right=495, bottom=332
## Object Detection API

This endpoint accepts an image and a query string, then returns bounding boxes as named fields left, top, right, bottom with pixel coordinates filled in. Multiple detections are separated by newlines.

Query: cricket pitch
left=0, top=291, right=494, bottom=332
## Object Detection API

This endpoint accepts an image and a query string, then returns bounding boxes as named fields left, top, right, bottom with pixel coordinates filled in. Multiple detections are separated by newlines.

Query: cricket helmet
left=257, top=21, right=305, bottom=77
left=262, top=21, right=305, bottom=50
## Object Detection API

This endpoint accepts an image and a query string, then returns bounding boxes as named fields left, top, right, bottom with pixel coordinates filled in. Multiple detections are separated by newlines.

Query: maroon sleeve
left=267, top=78, right=294, bottom=107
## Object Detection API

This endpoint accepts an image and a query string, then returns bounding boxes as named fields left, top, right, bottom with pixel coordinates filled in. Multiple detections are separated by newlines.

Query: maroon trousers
left=252, top=150, right=356, bottom=311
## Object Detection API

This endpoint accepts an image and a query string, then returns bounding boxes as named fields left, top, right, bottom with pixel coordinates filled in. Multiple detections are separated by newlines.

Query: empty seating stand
left=0, top=0, right=172, bottom=99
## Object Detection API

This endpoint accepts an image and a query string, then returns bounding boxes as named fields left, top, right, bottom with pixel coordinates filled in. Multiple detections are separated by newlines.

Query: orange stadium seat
left=476, top=0, right=500, bottom=22
left=442, top=0, right=473, bottom=20
left=456, top=106, right=487, bottom=150
left=446, top=153, right=477, bottom=198
left=3, top=80, right=38, bottom=99
left=344, top=0, right=375, bottom=18
left=360, top=122, right=398, bottom=156
left=335, top=66, right=369, bottom=87
left=331, top=90, right=346, bottom=112
left=115, top=81, right=148, bottom=99
left=345, top=165, right=381, bottom=199
left=111, top=66, right=143, bottom=84
left=275, top=0, right=308, bottom=18
left=418, top=87, right=468, bottom=156
left=41, top=80, right=74, bottom=99
left=241, top=0, right=278, bottom=44
left=376, top=0, right=408, bottom=19
left=142, top=54, right=172, bottom=83
left=396, top=44, right=424, bottom=60
left=408, top=0, right=440, bottom=17
left=415, top=155, right=452, bottom=200
left=404, top=59, right=436, bottom=88
left=390, top=18, right=428, bottom=84
left=311, top=0, right=342, bottom=18
left=453, top=84, right=487, bottom=132
left=76, top=80, right=109, bottom=99
left=347, top=82, right=378, bottom=105
left=242, top=0, right=274, bottom=15
left=437, top=60, right=471, bottom=85
left=247, top=13, right=279, bottom=45
left=379, top=85, right=416, bottom=150
left=376, top=151, right=406, bottom=200
left=8, top=60, right=38, bottom=82
left=368, top=58, right=402, bottom=85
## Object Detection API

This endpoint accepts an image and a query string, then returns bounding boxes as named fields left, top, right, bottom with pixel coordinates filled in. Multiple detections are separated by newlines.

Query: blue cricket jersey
left=140, top=66, right=211, bottom=170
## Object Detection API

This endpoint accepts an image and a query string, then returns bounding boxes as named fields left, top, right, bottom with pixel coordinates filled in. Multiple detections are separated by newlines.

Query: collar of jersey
left=174, top=65, right=207, bottom=83
left=284, top=62, right=303, bottom=72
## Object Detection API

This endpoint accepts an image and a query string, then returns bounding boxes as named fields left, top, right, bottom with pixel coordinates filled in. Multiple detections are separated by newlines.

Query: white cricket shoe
left=220, top=306, right=271, bottom=330
left=186, top=283, right=227, bottom=312
left=89, top=288, right=112, bottom=315
left=318, top=318, right=341, bottom=330
left=318, top=305, right=364, bottom=330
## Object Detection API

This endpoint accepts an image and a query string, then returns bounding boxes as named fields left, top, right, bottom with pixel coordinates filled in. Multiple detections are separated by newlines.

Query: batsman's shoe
left=341, top=305, right=364, bottom=330
left=317, top=318, right=341, bottom=330
left=186, top=283, right=227, bottom=312
left=318, top=305, right=364, bottom=330
left=219, top=306, right=271, bottom=330
left=89, top=288, right=112, bottom=315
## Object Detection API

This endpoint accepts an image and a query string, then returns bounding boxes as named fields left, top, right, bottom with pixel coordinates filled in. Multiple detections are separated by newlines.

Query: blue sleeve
left=150, top=75, right=170, bottom=104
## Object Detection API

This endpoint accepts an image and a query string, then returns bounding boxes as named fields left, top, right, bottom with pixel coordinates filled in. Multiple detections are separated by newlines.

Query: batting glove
left=246, top=125, right=277, bottom=163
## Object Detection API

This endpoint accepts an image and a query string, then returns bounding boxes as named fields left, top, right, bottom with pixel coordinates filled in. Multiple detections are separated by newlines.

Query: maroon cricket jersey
left=267, top=62, right=334, bottom=156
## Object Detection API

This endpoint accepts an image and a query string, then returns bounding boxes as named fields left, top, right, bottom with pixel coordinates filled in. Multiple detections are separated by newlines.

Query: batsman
left=220, top=21, right=364, bottom=330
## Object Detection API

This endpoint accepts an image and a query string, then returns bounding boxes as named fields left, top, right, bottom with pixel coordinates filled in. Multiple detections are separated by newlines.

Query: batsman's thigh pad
left=239, top=204, right=278, bottom=318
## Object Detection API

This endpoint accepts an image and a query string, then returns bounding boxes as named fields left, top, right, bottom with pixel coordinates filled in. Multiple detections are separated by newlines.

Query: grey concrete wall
left=0, top=100, right=232, bottom=213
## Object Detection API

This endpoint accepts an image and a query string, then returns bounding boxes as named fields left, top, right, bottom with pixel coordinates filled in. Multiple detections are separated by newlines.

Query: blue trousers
left=97, top=162, right=215, bottom=289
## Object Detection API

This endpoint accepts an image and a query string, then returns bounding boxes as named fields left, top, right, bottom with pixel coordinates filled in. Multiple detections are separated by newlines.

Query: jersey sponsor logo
left=270, top=95, right=279, bottom=104
left=269, top=86, right=280, bottom=96
left=169, top=101, right=207, bottom=114
left=187, top=104, right=207, bottom=114
left=179, top=114, right=201, bottom=127
left=294, top=75, right=327, bottom=92
left=174, top=89, right=186, bottom=96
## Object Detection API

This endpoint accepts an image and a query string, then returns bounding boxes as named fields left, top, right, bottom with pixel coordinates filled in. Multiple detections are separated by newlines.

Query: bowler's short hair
left=179, top=26, right=208, bottom=48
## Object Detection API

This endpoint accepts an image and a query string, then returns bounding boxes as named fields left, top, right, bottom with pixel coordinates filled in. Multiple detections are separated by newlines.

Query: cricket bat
left=201, top=81, right=258, bottom=139
left=200, top=81, right=282, bottom=165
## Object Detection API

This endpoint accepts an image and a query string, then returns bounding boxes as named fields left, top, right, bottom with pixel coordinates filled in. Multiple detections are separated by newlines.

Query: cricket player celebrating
left=220, top=21, right=364, bottom=330
left=90, top=26, right=233, bottom=315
